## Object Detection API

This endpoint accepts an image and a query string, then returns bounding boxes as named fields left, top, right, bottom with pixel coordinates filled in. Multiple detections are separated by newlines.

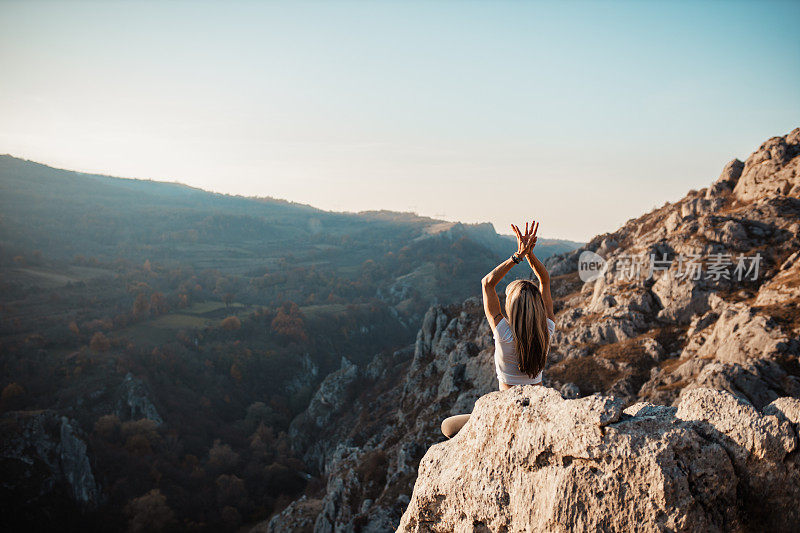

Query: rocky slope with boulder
left=256, top=128, right=800, bottom=532
left=545, top=127, right=800, bottom=409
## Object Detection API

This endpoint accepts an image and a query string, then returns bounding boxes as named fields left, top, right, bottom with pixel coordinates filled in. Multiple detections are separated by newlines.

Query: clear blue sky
left=1, top=0, right=798, bottom=241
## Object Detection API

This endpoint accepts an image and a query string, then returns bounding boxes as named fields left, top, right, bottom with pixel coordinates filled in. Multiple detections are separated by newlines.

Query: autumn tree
left=124, top=489, right=175, bottom=533
left=220, top=506, right=241, bottom=531
left=133, top=293, right=150, bottom=318
left=214, top=276, right=232, bottom=300
left=122, top=419, right=160, bottom=455
left=207, top=439, right=239, bottom=475
left=90, top=331, right=111, bottom=352
left=149, top=292, right=168, bottom=315
left=1, top=382, right=25, bottom=409
left=244, top=401, right=279, bottom=432
left=215, top=474, right=247, bottom=508
left=270, top=302, right=306, bottom=342
left=94, top=414, right=122, bottom=441
left=230, top=363, right=243, bottom=382
left=220, top=316, right=241, bottom=331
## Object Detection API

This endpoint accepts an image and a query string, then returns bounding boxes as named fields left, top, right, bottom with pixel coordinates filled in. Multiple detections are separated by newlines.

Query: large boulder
left=733, top=128, right=800, bottom=202
left=693, top=303, right=788, bottom=364
left=399, top=386, right=799, bottom=532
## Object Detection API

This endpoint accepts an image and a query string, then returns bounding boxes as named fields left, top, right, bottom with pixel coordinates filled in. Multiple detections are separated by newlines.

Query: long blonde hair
left=504, top=279, right=550, bottom=378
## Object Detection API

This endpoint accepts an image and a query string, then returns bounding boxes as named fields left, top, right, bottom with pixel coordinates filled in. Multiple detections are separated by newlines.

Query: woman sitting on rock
left=441, top=220, right=556, bottom=438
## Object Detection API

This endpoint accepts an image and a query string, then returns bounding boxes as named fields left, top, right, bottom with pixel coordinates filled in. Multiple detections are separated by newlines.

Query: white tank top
left=493, top=316, right=555, bottom=386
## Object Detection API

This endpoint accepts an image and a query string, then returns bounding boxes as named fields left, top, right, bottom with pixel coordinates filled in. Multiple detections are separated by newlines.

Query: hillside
left=0, top=154, right=579, bottom=343
left=261, top=128, right=800, bottom=532
left=0, top=154, right=577, bottom=271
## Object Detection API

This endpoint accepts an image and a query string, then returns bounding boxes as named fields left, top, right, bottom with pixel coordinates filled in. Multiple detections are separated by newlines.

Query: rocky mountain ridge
left=543, top=128, right=799, bottom=408
left=259, top=128, right=800, bottom=532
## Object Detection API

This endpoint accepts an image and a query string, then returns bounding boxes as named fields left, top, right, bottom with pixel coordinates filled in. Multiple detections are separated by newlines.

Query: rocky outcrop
left=0, top=371, right=163, bottom=525
left=755, top=250, right=800, bottom=306
left=117, top=372, right=163, bottom=424
left=734, top=128, right=800, bottom=202
left=544, top=128, right=800, bottom=405
left=0, top=410, right=100, bottom=508
left=259, top=128, right=800, bottom=532
left=256, top=300, right=498, bottom=532
left=399, top=387, right=800, bottom=532
left=288, top=357, right=361, bottom=472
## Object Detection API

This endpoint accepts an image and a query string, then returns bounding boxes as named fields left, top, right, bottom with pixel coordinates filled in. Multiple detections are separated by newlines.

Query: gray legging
left=441, top=414, right=471, bottom=438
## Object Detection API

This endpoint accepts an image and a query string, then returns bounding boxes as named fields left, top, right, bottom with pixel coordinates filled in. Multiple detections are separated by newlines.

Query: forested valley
left=0, top=155, right=580, bottom=531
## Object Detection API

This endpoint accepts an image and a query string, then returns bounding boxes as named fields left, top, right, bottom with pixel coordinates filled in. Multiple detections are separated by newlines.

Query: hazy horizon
left=1, top=152, right=589, bottom=243
left=1, top=0, right=798, bottom=242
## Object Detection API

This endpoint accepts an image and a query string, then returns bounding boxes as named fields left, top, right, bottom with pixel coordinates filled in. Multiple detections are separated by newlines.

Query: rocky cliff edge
left=399, top=386, right=800, bottom=532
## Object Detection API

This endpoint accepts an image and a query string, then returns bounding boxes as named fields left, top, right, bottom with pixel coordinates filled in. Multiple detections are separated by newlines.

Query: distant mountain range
left=0, top=155, right=581, bottom=271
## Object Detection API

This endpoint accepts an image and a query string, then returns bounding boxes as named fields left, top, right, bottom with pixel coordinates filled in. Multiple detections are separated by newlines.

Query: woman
left=441, top=220, right=555, bottom=438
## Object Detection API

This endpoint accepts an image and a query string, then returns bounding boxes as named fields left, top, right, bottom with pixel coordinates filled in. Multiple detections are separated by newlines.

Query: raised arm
left=481, top=257, right=516, bottom=330
left=482, top=223, right=536, bottom=330
left=525, top=228, right=555, bottom=321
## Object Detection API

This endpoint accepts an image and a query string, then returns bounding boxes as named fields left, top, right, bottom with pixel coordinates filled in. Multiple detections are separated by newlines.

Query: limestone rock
left=559, top=382, right=580, bottom=399
left=0, top=410, right=100, bottom=509
left=684, top=359, right=800, bottom=409
left=763, top=397, right=800, bottom=426
left=693, top=303, right=788, bottom=363
left=706, top=159, right=744, bottom=198
left=734, top=128, right=800, bottom=202
left=651, top=274, right=710, bottom=324
left=288, top=357, right=361, bottom=472
left=399, top=387, right=799, bottom=532
left=755, top=251, right=800, bottom=307
left=117, top=372, right=163, bottom=425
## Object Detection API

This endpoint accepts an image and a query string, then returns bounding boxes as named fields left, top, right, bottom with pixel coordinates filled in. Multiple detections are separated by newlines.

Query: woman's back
left=493, top=316, right=555, bottom=387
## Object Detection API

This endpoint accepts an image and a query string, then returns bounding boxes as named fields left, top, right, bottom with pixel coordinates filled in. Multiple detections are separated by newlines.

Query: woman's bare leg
left=441, top=414, right=471, bottom=438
